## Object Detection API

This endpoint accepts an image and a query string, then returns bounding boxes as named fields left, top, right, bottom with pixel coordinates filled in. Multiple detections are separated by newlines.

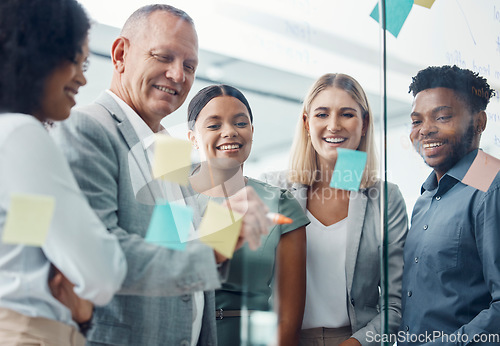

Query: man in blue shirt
left=399, top=65, right=500, bottom=345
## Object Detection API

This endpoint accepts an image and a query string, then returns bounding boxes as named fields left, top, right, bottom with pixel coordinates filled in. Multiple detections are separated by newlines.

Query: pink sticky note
left=462, top=151, right=500, bottom=192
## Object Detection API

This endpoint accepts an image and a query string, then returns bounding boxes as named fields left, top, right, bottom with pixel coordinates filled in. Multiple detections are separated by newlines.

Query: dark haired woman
left=187, top=84, right=308, bottom=346
left=0, top=1, right=126, bottom=345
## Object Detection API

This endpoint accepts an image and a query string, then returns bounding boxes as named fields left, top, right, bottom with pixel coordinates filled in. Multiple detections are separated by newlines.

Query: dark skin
left=409, top=87, right=486, bottom=181
left=276, top=229, right=306, bottom=346
left=49, top=266, right=93, bottom=324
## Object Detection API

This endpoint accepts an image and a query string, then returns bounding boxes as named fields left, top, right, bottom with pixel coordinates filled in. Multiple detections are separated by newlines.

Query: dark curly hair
left=187, top=85, right=253, bottom=130
left=0, top=0, right=90, bottom=115
left=409, top=65, right=495, bottom=114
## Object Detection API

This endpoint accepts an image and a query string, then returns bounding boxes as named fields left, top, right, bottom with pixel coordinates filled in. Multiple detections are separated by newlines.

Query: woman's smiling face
left=189, top=95, right=254, bottom=168
left=305, top=86, right=366, bottom=167
left=36, top=39, right=89, bottom=122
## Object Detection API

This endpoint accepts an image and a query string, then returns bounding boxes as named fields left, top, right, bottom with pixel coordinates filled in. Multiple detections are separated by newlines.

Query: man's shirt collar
left=421, top=149, right=480, bottom=194
left=106, top=90, right=168, bottom=151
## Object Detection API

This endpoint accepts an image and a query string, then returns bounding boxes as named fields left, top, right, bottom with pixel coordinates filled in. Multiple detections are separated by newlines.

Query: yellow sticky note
left=2, top=194, right=55, bottom=246
left=198, top=201, right=243, bottom=259
left=414, top=0, right=435, bottom=9
left=152, top=134, right=192, bottom=186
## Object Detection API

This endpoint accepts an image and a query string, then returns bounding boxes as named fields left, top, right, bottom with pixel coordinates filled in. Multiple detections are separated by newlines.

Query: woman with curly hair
left=0, top=1, right=126, bottom=345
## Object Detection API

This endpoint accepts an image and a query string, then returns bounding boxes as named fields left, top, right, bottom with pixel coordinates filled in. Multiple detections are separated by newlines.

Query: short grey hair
left=121, top=4, right=194, bottom=38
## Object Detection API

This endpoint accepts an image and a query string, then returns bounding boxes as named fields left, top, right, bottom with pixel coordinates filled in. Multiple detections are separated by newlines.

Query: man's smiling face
left=117, top=11, right=198, bottom=130
left=410, top=87, right=478, bottom=180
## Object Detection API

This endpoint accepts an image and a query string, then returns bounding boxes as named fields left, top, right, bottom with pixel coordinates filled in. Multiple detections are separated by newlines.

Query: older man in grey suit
left=51, top=4, right=270, bottom=346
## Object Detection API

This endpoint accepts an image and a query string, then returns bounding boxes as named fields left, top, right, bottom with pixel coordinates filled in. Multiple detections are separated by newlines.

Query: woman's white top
left=0, top=113, right=127, bottom=327
left=301, top=209, right=350, bottom=329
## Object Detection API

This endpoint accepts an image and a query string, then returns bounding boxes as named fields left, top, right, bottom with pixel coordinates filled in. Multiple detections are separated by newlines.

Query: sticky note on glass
left=197, top=201, right=243, bottom=259
left=2, top=194, right=55, bottom=246
left=330, top=148, right=367, bottom=191
left=152, top=134, right=192, bottom=186
left=414, top=0, right=435, bottom=9
left=370, top=0, right=414, bottom=38
left=462, top=151, right=500, bottom=192
left=145, top=202, right=193, bottom=251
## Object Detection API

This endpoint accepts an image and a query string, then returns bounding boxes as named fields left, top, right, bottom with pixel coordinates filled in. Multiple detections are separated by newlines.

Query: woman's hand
left=48, top=265, right=94, bottom=323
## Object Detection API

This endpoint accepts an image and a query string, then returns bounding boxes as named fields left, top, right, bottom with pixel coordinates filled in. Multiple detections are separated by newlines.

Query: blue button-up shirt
left=399, top=149, right=500, bottom=346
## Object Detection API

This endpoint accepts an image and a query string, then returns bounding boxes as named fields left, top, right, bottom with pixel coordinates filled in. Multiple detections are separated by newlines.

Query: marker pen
left=267, top=212, right=293, bottom=225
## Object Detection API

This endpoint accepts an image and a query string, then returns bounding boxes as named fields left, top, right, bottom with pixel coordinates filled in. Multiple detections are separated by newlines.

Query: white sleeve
left=2, top=122, right=127, bottom=306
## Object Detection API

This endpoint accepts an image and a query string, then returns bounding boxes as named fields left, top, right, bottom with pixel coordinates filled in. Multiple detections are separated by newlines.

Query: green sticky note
left=330, top=148, right=367, bottom=191
left=2, top=194, right=55, bottom=247
left=370, top=0, right=414, bottom=38
left=145, top=202, right=193, bottom=251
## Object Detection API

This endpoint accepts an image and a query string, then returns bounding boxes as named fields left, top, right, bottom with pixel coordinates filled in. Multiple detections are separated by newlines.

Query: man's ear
left=187, top=130, right=198, bottom=149
left=111, top=36, right=128, bottom=73
left=475, top=110, right=487, bottom=134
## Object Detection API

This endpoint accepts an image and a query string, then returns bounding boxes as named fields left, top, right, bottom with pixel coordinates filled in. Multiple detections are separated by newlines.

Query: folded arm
left=51, top=111, right=221, bottom=297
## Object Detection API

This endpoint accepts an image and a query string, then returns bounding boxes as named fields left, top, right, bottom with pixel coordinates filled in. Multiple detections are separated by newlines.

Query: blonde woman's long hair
left=288, top=73, right=378, bottom=188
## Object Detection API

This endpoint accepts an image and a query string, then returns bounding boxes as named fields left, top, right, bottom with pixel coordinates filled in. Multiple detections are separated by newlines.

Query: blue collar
left=421, top=149, right=480, bottom=194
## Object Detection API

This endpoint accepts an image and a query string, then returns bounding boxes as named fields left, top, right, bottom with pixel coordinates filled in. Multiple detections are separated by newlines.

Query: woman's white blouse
left=0, top=113, right=127, bottom=327
left=301, top=209, right=350, bottom=329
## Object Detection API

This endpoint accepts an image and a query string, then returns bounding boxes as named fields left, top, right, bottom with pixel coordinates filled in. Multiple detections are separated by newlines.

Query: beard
left=430, top=118, right=476, bottom=174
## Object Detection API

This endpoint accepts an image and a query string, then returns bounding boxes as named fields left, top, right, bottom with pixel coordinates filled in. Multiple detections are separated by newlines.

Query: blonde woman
left=262, top=73, right=408, bottom=346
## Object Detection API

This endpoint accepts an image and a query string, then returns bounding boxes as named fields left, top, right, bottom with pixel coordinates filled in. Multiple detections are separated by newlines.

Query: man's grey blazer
left=261, top=171, right=408, bottom=346
left=51, top=92, right=220, bottom=346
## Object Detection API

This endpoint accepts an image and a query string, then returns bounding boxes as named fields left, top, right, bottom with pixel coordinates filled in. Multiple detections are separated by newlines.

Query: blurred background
left=76, top=0, right=500, bottom=215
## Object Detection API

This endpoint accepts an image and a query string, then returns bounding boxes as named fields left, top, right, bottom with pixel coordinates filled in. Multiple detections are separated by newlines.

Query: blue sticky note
left=370, top=0, right=414, bottom=38
left=145, top=202, right=193, bottom=251
left=330, top=148, right=367, bottom=191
